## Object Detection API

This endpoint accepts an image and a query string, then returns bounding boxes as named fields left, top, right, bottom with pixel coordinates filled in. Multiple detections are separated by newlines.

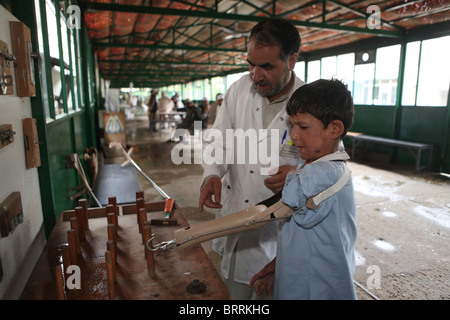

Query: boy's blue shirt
left=275, top=151, right=357, bottom=300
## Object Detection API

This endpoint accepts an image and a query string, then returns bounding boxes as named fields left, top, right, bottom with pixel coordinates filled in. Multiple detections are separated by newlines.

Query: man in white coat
left=199, top=18, right=305, bottom=299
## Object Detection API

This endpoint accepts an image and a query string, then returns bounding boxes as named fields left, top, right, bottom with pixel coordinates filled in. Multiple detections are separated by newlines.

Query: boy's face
left=289, top=112, right=343, bottom=164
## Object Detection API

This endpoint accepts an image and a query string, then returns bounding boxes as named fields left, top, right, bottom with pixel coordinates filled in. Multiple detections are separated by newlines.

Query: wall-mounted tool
left=0, top=124, right=15, bottom=149
left=65, top=153, right=102, bottom=207
left=23, top=118, right=41, bottom=168
left=10, top=21, right=36, bottom=97
left=0, top=40, right=15, bottom=95
left=0, top=192, right=23, bottom=238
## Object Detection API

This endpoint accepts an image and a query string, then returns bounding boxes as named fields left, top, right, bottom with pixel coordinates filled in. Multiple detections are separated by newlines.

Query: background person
left=146, top=89, right=158, bottom=132
left=207, top=93, right=224, bottom=128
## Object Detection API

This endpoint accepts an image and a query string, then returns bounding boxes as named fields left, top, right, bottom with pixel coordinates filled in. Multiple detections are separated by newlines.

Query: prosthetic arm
left=175, top=197, right=292, bottom=249
left=147, top=192, right=291, bottom=251
left=148, top=162, right=351, bottom=252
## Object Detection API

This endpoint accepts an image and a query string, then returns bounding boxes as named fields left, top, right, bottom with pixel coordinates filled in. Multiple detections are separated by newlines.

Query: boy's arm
left=283, top=163, right=350, bottom=229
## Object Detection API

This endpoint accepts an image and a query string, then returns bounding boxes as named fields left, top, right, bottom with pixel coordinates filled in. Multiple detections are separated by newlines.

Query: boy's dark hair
left=249, top=18, right=301, bottom=61
left=287, top=79, right=354, bottom=138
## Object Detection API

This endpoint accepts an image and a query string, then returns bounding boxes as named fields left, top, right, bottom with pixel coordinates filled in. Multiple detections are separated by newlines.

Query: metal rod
left=110, top=142, right=171, bottom=200
left=130, top=157, right=170, bottom=199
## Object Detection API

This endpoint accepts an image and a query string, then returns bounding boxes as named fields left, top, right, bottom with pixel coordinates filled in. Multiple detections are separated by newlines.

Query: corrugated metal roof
left=76, top=0, right=450, bottom=87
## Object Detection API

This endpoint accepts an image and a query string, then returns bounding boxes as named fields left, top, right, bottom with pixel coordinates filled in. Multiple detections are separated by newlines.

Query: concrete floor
left=119, top=116, right=449, bottom=300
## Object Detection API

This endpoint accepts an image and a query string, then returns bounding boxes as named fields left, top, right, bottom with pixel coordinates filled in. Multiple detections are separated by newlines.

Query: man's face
left=247, top=38, right=297, bottom=101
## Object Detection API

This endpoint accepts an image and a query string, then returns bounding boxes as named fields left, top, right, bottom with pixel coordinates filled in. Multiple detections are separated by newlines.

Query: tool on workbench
left=150, top=197, right=176, bottom=225
left=109, top=142, right=177, bottom=225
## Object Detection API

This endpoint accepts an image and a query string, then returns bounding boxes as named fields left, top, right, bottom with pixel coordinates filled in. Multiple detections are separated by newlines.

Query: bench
left=93, top=163, right=142, bottom=206
left=346, top=132, right=433, bottom=172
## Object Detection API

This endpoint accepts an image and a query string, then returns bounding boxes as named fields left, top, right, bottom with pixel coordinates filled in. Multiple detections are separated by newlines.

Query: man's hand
left=263, top=165, right=296, bottom=193
left=249, top=258, right=276, bottom=298
left=199, top=176, right=223, bottom=211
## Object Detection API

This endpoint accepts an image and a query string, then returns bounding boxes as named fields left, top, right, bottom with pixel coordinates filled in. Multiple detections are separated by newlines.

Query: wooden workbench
left=20, top=201, right=229, bottom=300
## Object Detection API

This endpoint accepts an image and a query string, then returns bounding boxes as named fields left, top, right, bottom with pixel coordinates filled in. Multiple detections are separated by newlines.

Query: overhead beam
left=92, top=41, right=246, bottom=53
left=79, top=2, right=403, bottom=38
left=98, top=59, right=247, bottom=67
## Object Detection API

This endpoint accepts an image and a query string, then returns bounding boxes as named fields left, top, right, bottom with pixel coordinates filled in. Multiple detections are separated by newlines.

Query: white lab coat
left=201, top=74, right=305, bottom=284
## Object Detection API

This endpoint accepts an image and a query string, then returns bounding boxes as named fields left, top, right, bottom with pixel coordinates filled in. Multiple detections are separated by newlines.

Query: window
left=416, top=36, right=450, bottom=106
left=37, top=0, right=84, bottom=120
left=211, top=76, right=226, bottom=100
left=203, top=79, right=211, bottom=101
left=185, top=82, right=194, bottom=100
left=354, top=63, right=375, bottom=104
left=374, top=45, right=400, bottom=105
left=226, top=71, right=248, bottom=89
left=321, top=56, right=337, bottom=80
left=336, top=53, right=355, bottom=95
left=307, top=60, right=320, bottom=83
left=294, top=61, right=305, bottom=81
left=193, top=80, right=203, bottom=100
left=35, top=0, right=51, bottom=120
left=402, top=41, right=421, bottom=106
left=353, top=50, right=376, bottom=105
left=45, top=0, right=66, bottom=116
left=352, top=45, right=401, bottom=105
left=401, top=36, right=450, bottom=107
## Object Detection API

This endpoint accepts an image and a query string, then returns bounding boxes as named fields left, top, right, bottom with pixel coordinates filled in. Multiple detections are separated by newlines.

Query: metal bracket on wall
left=10, top=21, right=36, bottom=97
left=0, top=124, right=16, bottom=149
left=0, top=192, right=23, bottom=238
left=23, top=118, right=41, bottom=169
left=0, top=40, right=15, bottom=95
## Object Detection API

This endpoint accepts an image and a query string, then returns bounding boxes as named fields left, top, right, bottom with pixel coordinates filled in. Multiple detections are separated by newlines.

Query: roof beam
left=92, top=41, right=246, bottom=53
left=98, top=59, right=247, bottom=67
left=79, top=2, right=403, bottom=38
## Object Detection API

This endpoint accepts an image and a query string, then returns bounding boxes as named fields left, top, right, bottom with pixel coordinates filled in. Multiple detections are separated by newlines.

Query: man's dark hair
left=249, top=18, right=301, bottom=61
left=287, top=79, right=354, bottom=138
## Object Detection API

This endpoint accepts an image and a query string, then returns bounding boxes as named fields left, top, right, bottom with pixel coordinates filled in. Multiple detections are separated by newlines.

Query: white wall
left=0, top=5, right=46, bottom=299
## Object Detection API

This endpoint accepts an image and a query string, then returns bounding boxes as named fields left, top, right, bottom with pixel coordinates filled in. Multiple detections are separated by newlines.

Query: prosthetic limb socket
left=174, top=199, right=292, bottom=249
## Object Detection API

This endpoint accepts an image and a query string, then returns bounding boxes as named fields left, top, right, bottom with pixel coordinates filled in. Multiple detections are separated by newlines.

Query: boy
left=249, top=79, right=357, bottom=299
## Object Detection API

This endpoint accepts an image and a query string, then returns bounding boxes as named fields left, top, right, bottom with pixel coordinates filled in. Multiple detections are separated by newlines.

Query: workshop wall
left=0, top=5, right=46, bottom=300
left=349, top=105, right=448, bottom=171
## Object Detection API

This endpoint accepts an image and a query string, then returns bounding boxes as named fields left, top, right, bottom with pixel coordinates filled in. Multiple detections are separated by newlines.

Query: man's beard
left=255, top=70, right=292, bottom=98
